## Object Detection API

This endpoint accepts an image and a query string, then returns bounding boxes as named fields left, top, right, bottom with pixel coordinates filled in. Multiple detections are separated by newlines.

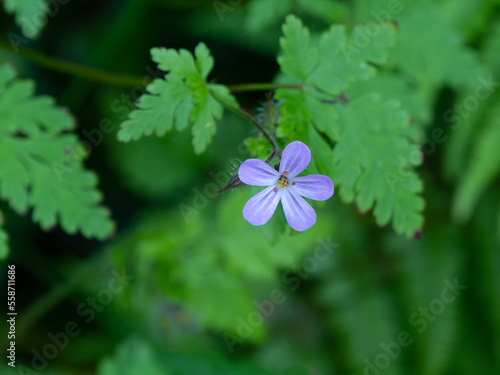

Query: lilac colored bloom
left=238, top=141, right=334, bottom=231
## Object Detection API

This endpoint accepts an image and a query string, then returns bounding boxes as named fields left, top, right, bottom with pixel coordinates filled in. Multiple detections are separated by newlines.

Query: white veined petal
left=281, top=188, right=316, bottom=231
left=239, top=159, right=279, bottom=186
left=292, top=174, right=334, bottom=201
left=243, top=186, right=282, bottom=226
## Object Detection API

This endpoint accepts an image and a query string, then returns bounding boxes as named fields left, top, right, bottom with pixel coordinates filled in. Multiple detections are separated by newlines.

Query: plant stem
left=239, top=107, right=280, bottom=154
left=227, top=82, right=303, bottom=93
left=0, top=39, right=305, bottom=93
left=213, top=93, right=280, bottom=154
left=0, top=39, right=146, bottom=87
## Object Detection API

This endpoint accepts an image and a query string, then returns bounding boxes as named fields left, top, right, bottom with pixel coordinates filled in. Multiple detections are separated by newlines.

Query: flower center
left=278, top=175, right=289, bottom=188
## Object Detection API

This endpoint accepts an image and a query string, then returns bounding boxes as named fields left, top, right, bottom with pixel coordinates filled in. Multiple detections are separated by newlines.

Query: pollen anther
left=273, top=187, right=278, bottom=192
left=283, top=171, right=288, bottom=175
left=278, top=175, right=289, bottom=188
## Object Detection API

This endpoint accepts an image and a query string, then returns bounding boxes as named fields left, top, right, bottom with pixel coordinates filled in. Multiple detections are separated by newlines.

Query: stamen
left=278, top=175, right=289, bottom=188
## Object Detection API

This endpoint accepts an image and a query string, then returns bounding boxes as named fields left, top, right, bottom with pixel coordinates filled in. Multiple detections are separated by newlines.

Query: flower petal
left=243, top=186, right=282, bottom=226
left=279, top=141, right=311, bottom=178
left=238, top=159, right=279, bottom=186
left=281, top=188, right=316, bottom=231
left=292, top=175, right=334, bottom=201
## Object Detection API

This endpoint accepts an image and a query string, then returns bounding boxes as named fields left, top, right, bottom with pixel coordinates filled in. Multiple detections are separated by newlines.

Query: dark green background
left=1, top=1, right=499, bottom=374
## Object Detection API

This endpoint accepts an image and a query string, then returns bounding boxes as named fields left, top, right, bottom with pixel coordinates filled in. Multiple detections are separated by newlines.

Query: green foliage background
left=0, top=0, right=499, bottom=374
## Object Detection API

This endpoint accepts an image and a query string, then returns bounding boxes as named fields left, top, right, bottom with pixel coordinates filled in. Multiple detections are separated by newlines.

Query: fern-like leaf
left=0, top=64, right=114, bottom=254
left=333, top=95, right=424, bottom=236
left=3, top=0, right=48, bottom=38
left=276, top=16, right=423, bottom=236
left=118, top=43, right=238, bottom=154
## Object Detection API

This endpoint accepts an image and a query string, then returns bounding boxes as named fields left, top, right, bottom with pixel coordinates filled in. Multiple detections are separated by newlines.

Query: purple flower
left=238, top=141, right=334, bottom=231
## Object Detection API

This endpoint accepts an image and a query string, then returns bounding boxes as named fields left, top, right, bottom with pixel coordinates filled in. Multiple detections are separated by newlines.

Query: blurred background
left=1, top=0, right=500, bottom=374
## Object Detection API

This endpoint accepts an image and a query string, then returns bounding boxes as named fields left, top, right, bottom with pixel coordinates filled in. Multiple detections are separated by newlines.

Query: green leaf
left=3, top=0, right=48, bottom=38
left=191, top=89, right=223, bottom=154
left=275, top=88, right=339, bottom=143
left=244, top=136, right=273, bottom=158
left=278, top=15, right=318, bottom=80
left=118, top=43, right=237, bottom=154
left=307, top=125, right=334, bottom=177
left=452, top=105, right=500, bottom=222
left=194, top=40, right=215, bottom=79
left=278, top=15, right=397, bottom=95
left=346, top=22, right=397, bottom=63
left=207, top=83, right=239, bottom=108
left=150, top=43, right=214, bottom=79
left=275, top=14, right=396, bottom=142
left=118, top=77, right=194, bottom=140
left=0, top=65, right=73, bottom=136
left=311, top=22, right=396, bottom=93
left=353, top=1, right=485, bottom=90
left=332, top=94, right=424, bottom=237
left=0, top=63, right=114, bottom=244
left=391, top=5, right=485, bottom=90
left=276, top=16, right=422, bottom=236
left=347, top=73, right=431, bottom=127
left=437, top=0, right=495, bottom=41
left=150, top=47, right=197, bottom=77
left=275, top=89, right=310, bottom=141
